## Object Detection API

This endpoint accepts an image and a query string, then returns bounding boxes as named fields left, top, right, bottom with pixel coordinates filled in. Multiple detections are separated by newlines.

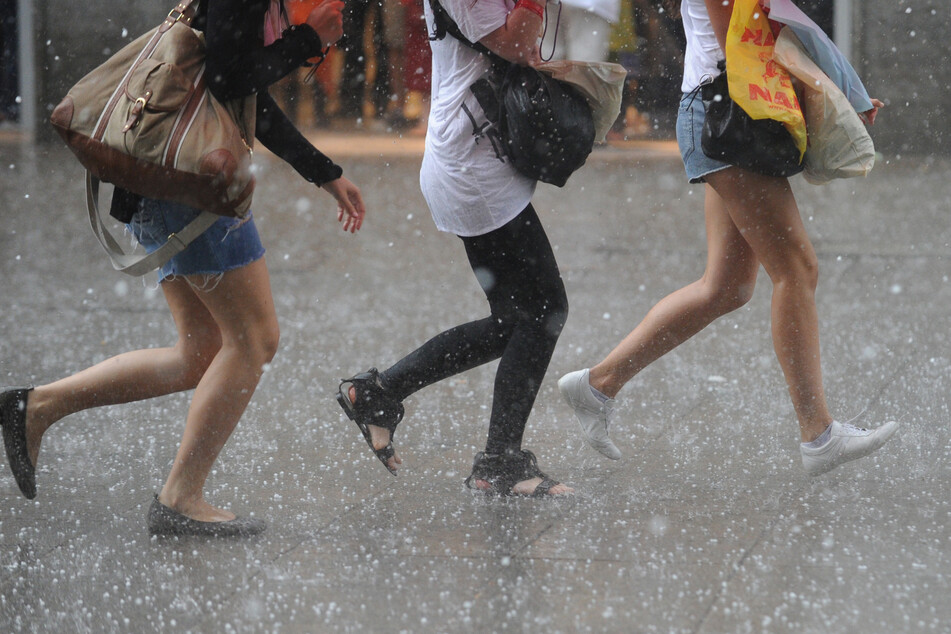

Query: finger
left=339, top=200, right=358, bottom=233
left=349, top=192, right=366, bottom=231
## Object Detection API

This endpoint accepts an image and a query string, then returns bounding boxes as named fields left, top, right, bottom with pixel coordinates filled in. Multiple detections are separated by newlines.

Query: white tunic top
left=680, top=0, right=724, bottom=92
left=420, top=0, right=537, bottom=237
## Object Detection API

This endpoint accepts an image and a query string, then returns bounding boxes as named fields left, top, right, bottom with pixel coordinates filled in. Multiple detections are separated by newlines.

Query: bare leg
left=24, top=278, right=223, bottom=467
left=159, top=258, right=279, bottom=522
left=588, top=169, right=832, bottom=442
left=23, top=258, right=277, bottom=521
left=705, top=168, right=832, bottom=441
left=589, top=183, right=759, bottom=398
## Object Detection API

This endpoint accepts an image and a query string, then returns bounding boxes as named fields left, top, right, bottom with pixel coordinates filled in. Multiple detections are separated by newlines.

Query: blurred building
left=8, top=0, right=950, bottom=156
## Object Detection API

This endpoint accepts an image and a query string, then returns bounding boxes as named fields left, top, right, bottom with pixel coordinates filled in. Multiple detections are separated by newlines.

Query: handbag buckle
left=167, top=1, right=194, bottom=25
left=122, top=92, right=152, bottom=133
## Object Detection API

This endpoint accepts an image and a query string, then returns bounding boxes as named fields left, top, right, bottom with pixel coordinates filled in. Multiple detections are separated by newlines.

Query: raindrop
left=295, top=197, right=311, bottom=213
left=648, top=515, right=668, bottom=536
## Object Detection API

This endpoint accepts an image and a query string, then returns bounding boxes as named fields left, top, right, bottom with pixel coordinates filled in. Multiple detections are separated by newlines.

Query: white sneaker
left=558, top=369, right=622, bottom=460
left=800, top=419, right=899, bottom=476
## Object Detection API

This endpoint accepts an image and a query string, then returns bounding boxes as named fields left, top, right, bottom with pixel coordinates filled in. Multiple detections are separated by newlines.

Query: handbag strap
left=85, top=172, right=218, bottom=277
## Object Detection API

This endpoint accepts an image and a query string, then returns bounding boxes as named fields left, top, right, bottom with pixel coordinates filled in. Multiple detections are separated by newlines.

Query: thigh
left=702, top=183, right=759, bottom=290
left=705, top=168, right=816, bottom=278
left=188, top=258, right=278, bottom=345
left=462, top=206, right=565, bottom=313
left=162, top=277, right=223, bottom=355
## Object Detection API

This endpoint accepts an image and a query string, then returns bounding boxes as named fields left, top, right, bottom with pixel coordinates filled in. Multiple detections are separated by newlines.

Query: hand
left=305, top=0, right=345, bottom=46
left=321, top=176, right=366, bottom=233
left=527, top=43, right=543, bottom=67
left=860, top=98, right=885, bottom=125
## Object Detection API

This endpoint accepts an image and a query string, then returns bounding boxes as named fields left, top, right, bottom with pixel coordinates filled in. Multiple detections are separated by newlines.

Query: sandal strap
left=466, top=449, right=553, bottom=495
left=376, top=442, right=396, bottom=462
left=530, top=478, right=560, bottom=498
left=339, top=368, right=404, bottom=433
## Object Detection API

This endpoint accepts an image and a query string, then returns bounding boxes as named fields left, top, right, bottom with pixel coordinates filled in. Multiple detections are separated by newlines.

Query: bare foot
left=512, top=477, right=574, bottom=496
left=473, top=477, right=574, bottom=496
left=349, top=386, right=402, bottom=473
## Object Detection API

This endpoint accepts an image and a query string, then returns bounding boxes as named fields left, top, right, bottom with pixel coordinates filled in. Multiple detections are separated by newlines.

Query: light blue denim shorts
left=676, top=90, right=731, bottom=184
left=128, top=198, right=265, bottom=284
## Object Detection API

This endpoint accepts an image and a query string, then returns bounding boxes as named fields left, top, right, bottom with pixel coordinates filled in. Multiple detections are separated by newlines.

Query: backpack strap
left=427, top=0, right=508, bottom=71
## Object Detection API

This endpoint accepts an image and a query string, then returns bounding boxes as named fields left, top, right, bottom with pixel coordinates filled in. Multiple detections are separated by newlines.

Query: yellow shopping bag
left=725, top=0, right=807, bottom=158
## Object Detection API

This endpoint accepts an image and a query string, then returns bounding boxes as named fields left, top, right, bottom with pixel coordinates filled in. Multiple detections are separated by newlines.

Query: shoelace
left=841, top=408, right=870, bottom=432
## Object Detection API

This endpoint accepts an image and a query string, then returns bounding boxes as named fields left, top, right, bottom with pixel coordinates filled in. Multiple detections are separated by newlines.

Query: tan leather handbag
left=50, top=0, right=257, bottom=275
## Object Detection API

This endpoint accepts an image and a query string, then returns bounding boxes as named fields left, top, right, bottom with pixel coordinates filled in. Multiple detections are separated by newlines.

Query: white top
left=420, top=0, right=536, bottom=237
left=559, top=0, right=621, bottom=23
left=680, top=0, right=723, bottom=92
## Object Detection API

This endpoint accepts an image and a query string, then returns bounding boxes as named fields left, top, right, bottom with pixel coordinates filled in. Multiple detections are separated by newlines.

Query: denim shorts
left=676, top=90, right=731, bottom=184
left=128, top=198, right=265, bottom=283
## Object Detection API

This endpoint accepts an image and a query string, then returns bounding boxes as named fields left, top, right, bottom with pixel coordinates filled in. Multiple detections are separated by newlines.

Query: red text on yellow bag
left=725, top=0, right=806, bottom=158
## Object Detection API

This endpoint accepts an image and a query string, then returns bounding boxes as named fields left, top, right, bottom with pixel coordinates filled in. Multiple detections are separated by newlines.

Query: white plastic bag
left=773, top=29, right=875, bottom=185
left=765, top=0, right=873, bottom=113
left=535, top=60, right=627, bottom=143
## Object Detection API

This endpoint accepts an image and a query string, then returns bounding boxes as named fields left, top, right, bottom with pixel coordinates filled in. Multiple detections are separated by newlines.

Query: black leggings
left=381, top=205, right=568, bottom=454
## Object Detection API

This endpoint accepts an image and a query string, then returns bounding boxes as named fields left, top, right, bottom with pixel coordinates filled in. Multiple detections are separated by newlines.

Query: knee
left=253, top=319, right=281, bottom=366
left=178, top=336, right=222, bottom=387
left=515, top=288, right=568, bottom=342
left=229, top=318, right=280, bottom=370
left=701, top=276, right=756, bottom=316
left=772, top=250, right=820, bottom=295
left=798, top=252, right=820, bottom=292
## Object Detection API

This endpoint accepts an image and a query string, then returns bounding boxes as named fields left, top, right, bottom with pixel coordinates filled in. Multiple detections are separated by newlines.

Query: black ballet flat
left=146, top=495, right=266, bottom=537
left=1, top=386, right=36, bottom=499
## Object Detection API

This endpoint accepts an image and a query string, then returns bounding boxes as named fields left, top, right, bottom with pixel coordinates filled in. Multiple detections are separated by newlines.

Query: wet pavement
left=1, top=132, right=949, bottom=632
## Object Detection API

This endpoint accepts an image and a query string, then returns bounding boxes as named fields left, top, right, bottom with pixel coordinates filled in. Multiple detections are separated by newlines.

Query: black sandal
left=464, top=449, right=565, bottom=498
left=336, top=368, right=404, bottom=476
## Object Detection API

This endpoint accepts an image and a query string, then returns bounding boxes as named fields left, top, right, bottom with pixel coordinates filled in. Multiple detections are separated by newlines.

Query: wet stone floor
left=1, top=138, right=949, bottom=632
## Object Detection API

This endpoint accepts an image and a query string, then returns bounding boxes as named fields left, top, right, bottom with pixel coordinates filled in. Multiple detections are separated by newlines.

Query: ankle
left=25, top=389, right=55, bottom=436
left=587, top=368, right=619, bottom=400
left=801, top=420, right=833, bottom=444
left=158, top=485, right=202, bottom=513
